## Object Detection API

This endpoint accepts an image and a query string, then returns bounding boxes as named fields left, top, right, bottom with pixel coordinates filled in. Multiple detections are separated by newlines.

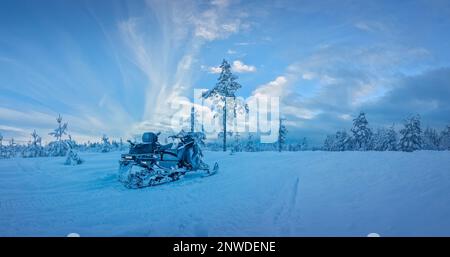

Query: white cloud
left=191, top=0, right=244, bottom=42
left=208, top=66, right=222, bottom=74
left=232, top=60, right=256, bottom=73
left=227, top=49, right=237, bottom=54
left=339, top=114, right=352, bottom=120
left=211, top=0, right=230, bottom=8
left=250, top=75, right=321, bottom=123
left=252, top=76, right=288, bottom=97
left=302, top=71, right=316, bottom=80
left=205, top=60, right=256, bottom=74
left=284, top=106, right=320, bottom=120
left=222, top=22, right=240, bottom=33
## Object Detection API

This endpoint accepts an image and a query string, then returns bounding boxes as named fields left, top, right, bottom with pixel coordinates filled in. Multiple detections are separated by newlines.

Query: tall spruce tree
left=202, top=59, right=244, bottom=151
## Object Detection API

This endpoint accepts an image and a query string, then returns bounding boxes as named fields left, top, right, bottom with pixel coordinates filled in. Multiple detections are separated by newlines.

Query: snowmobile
left=118, top=131, right=218, bottom=188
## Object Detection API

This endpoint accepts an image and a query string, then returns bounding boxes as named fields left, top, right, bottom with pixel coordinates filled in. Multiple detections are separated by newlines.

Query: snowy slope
left=1, top=151, right=450, bottom=236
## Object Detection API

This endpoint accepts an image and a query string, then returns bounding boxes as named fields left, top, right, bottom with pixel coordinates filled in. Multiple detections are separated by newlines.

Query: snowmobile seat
left=129, top=143, right=154, bottom=154
left=159, top=143, right=173, bottom=151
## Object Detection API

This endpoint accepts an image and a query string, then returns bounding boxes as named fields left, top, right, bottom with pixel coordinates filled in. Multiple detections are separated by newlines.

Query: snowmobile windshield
left=142, top=132, right=158, bottom=143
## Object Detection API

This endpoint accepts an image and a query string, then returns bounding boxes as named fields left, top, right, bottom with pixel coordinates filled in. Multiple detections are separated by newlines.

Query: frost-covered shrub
left=22, top=130, right=46, bottom=158
left=65, top=149, right=83, bottom=165
left=64, top=142, right=83, bottom=165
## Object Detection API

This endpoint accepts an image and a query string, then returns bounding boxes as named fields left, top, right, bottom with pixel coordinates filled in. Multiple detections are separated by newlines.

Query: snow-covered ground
left=1, top=151, right=450, bottom=236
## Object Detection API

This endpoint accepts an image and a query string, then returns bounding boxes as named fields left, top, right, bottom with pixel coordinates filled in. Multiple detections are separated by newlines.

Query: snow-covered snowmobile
left=118, top=131, right=218, bottom=188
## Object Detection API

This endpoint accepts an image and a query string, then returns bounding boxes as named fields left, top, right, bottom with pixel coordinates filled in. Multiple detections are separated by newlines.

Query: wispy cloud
left=354, top=21, right=385, bottom=32
left=190, top=0, right=245, bottom=41
left=117, top=0, right=251, bottom=135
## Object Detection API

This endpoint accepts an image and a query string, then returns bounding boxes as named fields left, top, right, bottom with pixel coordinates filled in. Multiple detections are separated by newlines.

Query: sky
left=1, top=0, right=450, bottom=145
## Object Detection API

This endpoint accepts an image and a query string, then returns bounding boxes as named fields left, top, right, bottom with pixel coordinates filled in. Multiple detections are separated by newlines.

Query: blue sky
left=1, top=0, right=450, bottom=145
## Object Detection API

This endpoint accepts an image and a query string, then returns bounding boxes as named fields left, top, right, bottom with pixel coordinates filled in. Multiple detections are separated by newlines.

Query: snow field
left=0, top=150, right=449, bottom=236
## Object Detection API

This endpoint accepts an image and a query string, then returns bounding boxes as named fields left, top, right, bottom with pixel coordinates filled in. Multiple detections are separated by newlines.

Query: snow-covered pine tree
left=351, top=112, right=373, bottom=151
left=422, top=127, right=440, bottom=150
left=439, top=125, right=450, bottom=150
left=119, top=138, right=126, bottom=151
left=67, top=134, right=77, bottom=148
left=231, top=132, right=243, bottom=154
left=0, top=133, right=3, bottom=158
left=278, top=118, right=287, bottom=152
left=7, top=138, right=17, bottom=158
left=101, top=134, right=111, bottom=153
left=334, top=130, right=351, bottom=151
left=385, top=125, right=398, bottom=151
left=399, top=115, right=423, bottom=152
left=323, top=134, right=335, bottom=151
left=372, top=128, right=382, bottom=151
left=202, top=59, right=246, bottom=152
left=48, top=114, right=68, bottom=156
left=287, top=143, right=294, bottom=151
left=301, top=137, right=308, bottom=151
left=373, top=127, right=398, bottom=151
left=245, top=134, right=255, bottom=152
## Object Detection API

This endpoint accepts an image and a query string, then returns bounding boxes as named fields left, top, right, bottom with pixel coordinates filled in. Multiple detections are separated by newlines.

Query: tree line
left=0, top=114, right=126, bottom=162
left=323, top=112, right=450, bottom=152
